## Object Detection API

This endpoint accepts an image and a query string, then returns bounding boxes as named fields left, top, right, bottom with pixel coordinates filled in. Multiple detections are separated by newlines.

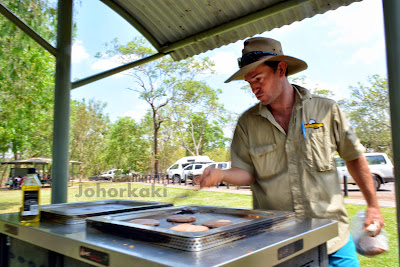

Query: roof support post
left=51, top=0, right=73, bottom=204
left=382, top=0, right=400, bottom=253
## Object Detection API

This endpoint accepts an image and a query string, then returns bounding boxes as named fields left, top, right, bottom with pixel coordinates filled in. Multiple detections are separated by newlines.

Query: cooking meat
left=170, top=223, right=209, bottom=232
left=129, top=219, right=160, bottom=226
left=167, top=215, right=196, bottom=223
left=202, top=219, right=233, bottom=228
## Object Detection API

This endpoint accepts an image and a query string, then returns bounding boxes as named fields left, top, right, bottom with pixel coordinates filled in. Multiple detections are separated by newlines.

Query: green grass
left=0, top=182, right=397, bottom=266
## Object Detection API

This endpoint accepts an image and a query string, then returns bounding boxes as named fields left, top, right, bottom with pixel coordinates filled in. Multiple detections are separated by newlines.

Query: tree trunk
left=154, top=126, right=159, bottom=175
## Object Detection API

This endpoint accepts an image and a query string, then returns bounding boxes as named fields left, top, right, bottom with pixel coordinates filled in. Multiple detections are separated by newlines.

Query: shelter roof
left=102, top=0, right=362, bottom=60
left=1, top=157, right=81, bottom=165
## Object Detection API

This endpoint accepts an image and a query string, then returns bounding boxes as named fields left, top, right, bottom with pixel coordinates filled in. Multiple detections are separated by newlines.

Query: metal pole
left=343, top=176, right=348, bottom=197
left=382, top=0, right=400, bottom=256
left=51, top=0, right=73, bottom=204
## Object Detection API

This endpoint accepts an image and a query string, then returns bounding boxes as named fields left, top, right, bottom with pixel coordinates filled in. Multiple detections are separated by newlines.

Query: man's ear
left=277, top=61, right=288, bottom=77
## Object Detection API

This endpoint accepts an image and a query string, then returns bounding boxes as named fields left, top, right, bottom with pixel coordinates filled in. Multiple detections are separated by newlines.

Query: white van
left=166, top=156, right=214, bottom=182
left=335, top=153, right=394, bottom=190
left=99, top=169, right=124, bottom=180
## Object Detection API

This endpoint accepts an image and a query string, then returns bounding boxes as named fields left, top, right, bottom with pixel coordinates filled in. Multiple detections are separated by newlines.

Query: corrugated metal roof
left=102, top=0, right=362, bottom=61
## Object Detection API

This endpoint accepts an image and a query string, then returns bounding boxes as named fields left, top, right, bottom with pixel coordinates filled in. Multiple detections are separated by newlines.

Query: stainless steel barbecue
left=87, top=205, right=295, bottom=251
left=0, top=202, right=338, bottom=266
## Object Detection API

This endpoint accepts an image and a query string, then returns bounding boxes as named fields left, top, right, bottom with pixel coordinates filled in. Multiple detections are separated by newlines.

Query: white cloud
left=210, top=51, right=239, bottom=75
left=72, top=40, right=90, bottom=63
left=91, top=54, right=141, bottom=78
left=324, top=0, right=384, bottom=46
left=91, top=55, right=120, bottom=71
left=123, top=107, right=147, bottom=121
left=347, top=40, right=386, bottom=65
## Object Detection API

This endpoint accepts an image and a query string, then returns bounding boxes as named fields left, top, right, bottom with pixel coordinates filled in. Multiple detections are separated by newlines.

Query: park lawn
left=0, top=182, right=397, bottom=266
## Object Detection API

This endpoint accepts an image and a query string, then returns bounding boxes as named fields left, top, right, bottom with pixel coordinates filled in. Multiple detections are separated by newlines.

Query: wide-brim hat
left=225, top=37, right=308, bottom=83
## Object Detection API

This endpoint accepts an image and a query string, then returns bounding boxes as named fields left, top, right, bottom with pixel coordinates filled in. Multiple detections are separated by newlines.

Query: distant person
left=12, top=176, right=21, bottom=189
left=199, top=37, right=384, bottom=266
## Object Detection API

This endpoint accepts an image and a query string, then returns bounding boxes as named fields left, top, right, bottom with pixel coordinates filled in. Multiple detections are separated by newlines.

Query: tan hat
left=225, top=37, right=308, bottom=83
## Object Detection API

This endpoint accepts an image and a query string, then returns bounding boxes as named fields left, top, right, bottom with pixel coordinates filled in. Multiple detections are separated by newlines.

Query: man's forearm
left=345, top=155, right=385, bottom=232
left=222, top=166, right=254, bottom=186
left=345, top=156, right=379, bottom=208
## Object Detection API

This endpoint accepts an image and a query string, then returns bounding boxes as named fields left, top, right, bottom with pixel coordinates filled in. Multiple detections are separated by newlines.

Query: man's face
left=244, top=63, right=283, bottom=106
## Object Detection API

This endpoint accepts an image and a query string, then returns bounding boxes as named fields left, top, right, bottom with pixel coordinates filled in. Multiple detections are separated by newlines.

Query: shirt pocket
left=249, top=144, right=279, bottom=177
left=303, top=131, right=332, bottom=172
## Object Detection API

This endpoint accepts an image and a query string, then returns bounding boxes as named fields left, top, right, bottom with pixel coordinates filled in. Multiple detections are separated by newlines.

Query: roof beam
left=71, top=52, right=166, bottom=89
left=159, top=0, right=313, bottom=54
left=0, top=1, right=57, bottom=56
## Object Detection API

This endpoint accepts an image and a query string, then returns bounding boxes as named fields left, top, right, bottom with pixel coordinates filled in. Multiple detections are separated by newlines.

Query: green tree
left=338, top=75, right=392, bottom=155
left=0, top=1, right=57, bottom=160
left=98, top=37, right=215, bottom=174
left=179, top=112, right=230, bottom=156
left=105, top=117, right=151, bottom=173
left=140, top=111, right=186, bottom=172
left=69, top=99, right=111, bottom=180
left=290, top=76, right=335, bottom=98
left=170, top=79, right=232, bottom=156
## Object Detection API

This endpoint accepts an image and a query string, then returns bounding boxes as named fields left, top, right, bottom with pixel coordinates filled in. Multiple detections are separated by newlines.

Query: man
left=199, top=37, right=384, bottom=266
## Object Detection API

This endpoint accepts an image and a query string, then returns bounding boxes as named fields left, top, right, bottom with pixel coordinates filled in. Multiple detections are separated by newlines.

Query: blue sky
left=70, top=0, right=387, bottom=132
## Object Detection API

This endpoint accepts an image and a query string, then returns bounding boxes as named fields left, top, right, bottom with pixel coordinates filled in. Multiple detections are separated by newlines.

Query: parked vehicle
left=204, top=162, right=231, bottom=185
left=207, top=162, right=231, bottom=170
left=335, top=153, right=394, bottom=190
left=182, top=163, right=210, bottom=181
left=166, top=156, right=214, bottom=182
left=98, top=169, right=125, bottom=181
left=183, top=162, right=232, bottom=185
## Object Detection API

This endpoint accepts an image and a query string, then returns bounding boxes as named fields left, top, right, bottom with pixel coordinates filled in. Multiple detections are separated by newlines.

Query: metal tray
left=41, top=200, right=173, bottom=224
left=86, top=205, right=295, bottom=251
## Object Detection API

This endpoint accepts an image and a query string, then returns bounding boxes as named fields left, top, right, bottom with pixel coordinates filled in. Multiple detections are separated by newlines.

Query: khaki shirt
left=231, top=85, right=365, bottom=254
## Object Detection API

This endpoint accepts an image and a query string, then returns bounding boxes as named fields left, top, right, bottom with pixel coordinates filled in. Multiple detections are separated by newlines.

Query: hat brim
left=224, top=55, right=308, bottom=83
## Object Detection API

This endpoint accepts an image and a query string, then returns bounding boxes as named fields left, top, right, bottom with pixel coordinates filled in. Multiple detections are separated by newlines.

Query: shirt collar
left=253, top=84, right=312, bottom=116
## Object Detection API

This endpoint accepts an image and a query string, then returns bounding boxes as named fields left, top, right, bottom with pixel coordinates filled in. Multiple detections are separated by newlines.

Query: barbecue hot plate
left=86, top=205, right=295, bottom=251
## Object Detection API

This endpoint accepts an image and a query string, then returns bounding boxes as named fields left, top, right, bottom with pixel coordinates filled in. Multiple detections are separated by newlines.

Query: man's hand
left=346, top=155, right=385, bottom=236
left=365, top=207, right=385, bottom=236
left=199, top=167, right=224, bottom=188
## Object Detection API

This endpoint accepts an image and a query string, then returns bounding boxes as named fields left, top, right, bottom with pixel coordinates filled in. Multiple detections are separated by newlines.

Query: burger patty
left=170, top=223, right=209, bottom=232
left=202, top=219, right=233, bottom=228
left=166, top=215, right=196, bottom=223
left=129, top=219, right=160, bottom=226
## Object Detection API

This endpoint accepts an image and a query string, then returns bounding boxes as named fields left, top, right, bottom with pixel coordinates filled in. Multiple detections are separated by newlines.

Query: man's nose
left=250, top=84, right=258, bottom=93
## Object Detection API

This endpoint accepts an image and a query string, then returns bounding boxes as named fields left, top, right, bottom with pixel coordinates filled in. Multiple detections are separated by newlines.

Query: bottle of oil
left=20, top=173, right=41, bottom=223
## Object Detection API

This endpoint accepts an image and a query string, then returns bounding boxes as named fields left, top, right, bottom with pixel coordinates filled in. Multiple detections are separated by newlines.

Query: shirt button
left=292, top=179, right=297, bottom=183
left=294, top=200, right=300, bottom=204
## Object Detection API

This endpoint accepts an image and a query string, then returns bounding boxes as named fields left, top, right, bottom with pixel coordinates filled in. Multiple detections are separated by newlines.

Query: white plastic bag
left=350, top=211, right=389, bottom=256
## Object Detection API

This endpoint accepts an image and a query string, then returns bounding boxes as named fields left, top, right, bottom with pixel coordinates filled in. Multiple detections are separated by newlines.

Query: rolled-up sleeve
left=230, top=119, right=256, bottom=176
left=332, top=103, right=365, bottom=161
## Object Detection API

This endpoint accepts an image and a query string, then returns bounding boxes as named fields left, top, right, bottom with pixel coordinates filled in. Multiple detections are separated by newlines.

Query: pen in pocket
left=301, top=123, right=306, bottom=138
